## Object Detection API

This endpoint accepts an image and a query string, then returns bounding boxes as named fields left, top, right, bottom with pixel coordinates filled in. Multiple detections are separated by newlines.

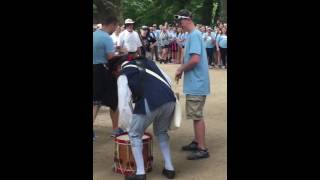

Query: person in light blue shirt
left=93, top=29, right=114, bottom=64
left=174, top=9, right=210, bottom=160
left=155, top=25, right=162, bottom=61
left=150, top=25, right=159, bottom=61
left=202, top=28, right=216, bottom=67
left=216, top=29, right=227, bottom=48
left=216, top=27, right=227, bottom=68
left=93, top=16, right=124, bottom=139
left=176, top=27, right=186, bottom=64
left=181, top=29, right=210, bottom=95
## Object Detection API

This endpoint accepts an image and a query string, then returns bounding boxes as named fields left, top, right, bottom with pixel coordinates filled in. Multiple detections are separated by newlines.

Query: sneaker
left=111, top=128, right=125, bottom=137
left=125, top=174, right=146, bottom=180
left=187, top=148, right=210, bottom=160
left=181, top=141, right=198, bottom=151
left=162, top=168, right=175, bottom=179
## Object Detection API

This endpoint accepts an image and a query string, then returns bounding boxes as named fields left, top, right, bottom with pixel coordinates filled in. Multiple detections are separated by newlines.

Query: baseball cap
left=124, top=18, right=135, bottom=24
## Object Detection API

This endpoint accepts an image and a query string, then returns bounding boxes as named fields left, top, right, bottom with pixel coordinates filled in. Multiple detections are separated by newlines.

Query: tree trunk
left=214, top=0, right=221, bottom=25
left=200, top=0, right=214, bottom=26
left=220, top=0, right=227, bottom=22
left=93, top=0, right=122, bottom=24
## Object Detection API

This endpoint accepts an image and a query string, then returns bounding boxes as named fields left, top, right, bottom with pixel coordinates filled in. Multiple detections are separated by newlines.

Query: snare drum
left=113, top=132, right=153, bottom=176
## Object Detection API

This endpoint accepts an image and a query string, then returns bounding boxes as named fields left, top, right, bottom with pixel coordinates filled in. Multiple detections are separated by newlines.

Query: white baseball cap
left=124, top=18, right=135, bottom=24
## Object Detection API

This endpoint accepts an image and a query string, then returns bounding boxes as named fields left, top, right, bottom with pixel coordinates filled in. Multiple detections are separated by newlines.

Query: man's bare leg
left=93, top=105, right=101, bottom=123
left=193, top=119, right=206, bottom=150
left=110, top=108, right=119, bottom=130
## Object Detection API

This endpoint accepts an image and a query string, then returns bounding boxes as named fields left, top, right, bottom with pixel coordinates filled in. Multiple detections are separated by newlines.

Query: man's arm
left=136, top=32, right=143, bottom=56
left=107, top=52, right=114, bottom=61
left=216, top=35, right=220, bottom=51
left=116, top=32, right=127, bottom=54
left=150, top=41, right=157, bottom=48
left=104, top=36, right=115, bottom=61
left=117, top=32, right=123, bottom=48
left=175, top=32, right=202, bottom=81
left=175, top=54, right=200, bottom=81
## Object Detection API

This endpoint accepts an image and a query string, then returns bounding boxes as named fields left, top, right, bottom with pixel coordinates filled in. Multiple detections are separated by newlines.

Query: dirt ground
left=93, top=63, right=227, bottom=180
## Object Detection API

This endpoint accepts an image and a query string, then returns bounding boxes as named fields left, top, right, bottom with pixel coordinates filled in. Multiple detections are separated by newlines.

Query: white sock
left=131, top=145, right=145, bottom=175
left=159, top=141, right=174, bottom=171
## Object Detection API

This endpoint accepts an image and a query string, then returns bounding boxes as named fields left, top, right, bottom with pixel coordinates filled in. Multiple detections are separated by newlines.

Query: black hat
left=108, top=55, right=128, bottom=71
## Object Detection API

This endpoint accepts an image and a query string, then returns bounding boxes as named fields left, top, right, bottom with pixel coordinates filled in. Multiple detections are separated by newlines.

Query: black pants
left=206, top=48, right=214, bottom=65
left=93, top=64, right=118, bottom=111
left=220, top=47, right=227, bottom=66
left=154, top=46, right=159, bottom=61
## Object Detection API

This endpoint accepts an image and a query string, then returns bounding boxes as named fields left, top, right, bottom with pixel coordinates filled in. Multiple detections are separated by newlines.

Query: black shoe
left=162, top=168, right=175, bottom=179
left=181, top=141, right=198, bottom=151
left=187, top=148, right=210, bottom=160
left=125, top=174, right=146, bottom=180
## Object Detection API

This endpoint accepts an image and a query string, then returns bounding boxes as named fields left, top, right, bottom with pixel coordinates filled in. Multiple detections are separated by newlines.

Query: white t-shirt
left=110, top=33, right=119, bottom=48
left=117, top=30, right=142, bottom=52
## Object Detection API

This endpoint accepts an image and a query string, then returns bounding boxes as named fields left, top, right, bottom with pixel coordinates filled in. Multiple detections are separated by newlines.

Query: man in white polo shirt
left=117, top=18, right=142, bottom=60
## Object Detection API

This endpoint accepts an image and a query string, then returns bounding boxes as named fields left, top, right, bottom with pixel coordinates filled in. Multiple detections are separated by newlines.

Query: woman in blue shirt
left=159, top=26, right=170, bottom=64
left=216, top=27, right=227, bottom=68
left=203, top=28, right=215, bottom=68
left=176, top=27, right=185, bottom=64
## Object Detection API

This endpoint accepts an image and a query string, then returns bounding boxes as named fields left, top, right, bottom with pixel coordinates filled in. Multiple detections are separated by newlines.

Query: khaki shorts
left=186, top=95, right=206, bottom=120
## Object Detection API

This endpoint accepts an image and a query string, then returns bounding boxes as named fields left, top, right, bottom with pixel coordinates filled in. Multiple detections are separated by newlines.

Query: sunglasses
left=174, top=15, right=190, bottom=20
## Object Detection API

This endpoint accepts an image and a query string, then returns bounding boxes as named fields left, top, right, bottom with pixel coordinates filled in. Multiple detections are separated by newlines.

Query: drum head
left=115, top=133, right=151, bottom=144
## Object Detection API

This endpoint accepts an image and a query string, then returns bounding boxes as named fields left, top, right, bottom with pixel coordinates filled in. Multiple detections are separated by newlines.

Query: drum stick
left=174, top=79, right=179, bottom=100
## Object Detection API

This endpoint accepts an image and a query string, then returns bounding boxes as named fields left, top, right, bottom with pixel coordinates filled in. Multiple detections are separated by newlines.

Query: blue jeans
left=206, top=48, right=214, bottom=65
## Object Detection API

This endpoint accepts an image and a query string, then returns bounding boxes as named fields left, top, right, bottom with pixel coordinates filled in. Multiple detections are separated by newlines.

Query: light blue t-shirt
left=203, top=32, right=216, bottom=49
left=155, top=29, right=161, bottom=39
left=93, top=29, right=114, bottom=64
left=177, top=33, right=186, bottom=46
left=217, top=34, right=227, bottom=48
left=169, top=31, right=177, bottom=41
left=183, top=29, right=210, bottom=96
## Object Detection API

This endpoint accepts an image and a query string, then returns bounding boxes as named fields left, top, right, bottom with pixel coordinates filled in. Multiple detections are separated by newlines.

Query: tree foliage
left=93, top=0, right=226, bottom=26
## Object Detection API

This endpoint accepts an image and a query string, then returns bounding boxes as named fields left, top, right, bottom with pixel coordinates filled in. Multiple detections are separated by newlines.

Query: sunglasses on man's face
left=174, top=15, right=190, bottom=20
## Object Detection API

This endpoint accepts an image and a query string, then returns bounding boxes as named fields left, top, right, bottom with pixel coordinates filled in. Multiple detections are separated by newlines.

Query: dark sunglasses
left=174, top=15, right=190, bottom=20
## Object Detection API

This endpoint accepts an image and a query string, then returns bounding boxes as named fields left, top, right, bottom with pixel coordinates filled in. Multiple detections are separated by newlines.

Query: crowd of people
left=93, top=9, right=226, bottom=180
left=93, top=18, right=227, bottom=69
